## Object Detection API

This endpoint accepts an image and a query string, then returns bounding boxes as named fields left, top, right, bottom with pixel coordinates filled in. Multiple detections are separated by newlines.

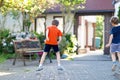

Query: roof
left=46, top=0, right=114, bottom=14
left=78, top=0, right=114, bottom=13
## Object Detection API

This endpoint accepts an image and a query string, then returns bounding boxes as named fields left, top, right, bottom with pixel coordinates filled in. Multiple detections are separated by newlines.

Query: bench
left=12, top=39, right=52, bottom=66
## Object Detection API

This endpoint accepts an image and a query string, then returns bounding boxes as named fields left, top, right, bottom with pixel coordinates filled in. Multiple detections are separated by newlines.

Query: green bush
left=0, top=29, right=10, bottom=53
left=0, top=29, right=9, bottom=39
left=59, top=34, right=77, bottom=55
left=0, top=40, right=2, bottom=54
left=0, top=29, right=15, bottom=54
left=34, top=32, right=45, bottom=49
left=59, top=35, right=69, bottom=54
left=0, top=53, right=15, bottom=63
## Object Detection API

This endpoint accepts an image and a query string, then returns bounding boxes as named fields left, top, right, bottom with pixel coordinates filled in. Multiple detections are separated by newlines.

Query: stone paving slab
left=0, top=59, right=119, bottom=80
left=114, top=73, right=120, bottom=80
left=0, top=51, right=119, bottom=80
left=73, top=51, right=111, bottom=61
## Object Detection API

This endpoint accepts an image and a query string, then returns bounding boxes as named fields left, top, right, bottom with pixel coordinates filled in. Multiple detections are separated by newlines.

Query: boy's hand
left=44, top=38, right=49, bottom=42
left=105, top=43, right=110, bottom=48
left=57, top=41, right=60, bottom=44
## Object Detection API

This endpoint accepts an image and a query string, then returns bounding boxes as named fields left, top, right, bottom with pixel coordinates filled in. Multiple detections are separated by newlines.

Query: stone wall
left=104, top=13, right=113, bottom=55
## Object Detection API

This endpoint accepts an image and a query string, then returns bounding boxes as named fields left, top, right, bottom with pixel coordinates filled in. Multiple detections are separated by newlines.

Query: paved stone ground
left=0, top=50, right=120, bottom=80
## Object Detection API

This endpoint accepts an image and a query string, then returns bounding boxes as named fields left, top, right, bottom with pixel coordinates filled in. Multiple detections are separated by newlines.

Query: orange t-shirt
left=45, top=25, right=62, bottom=45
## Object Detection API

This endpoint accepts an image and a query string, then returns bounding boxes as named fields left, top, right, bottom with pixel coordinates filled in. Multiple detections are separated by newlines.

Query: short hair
left=110, top=16, right=119, bottom=24
left=52, top=20, right=59, bottom=26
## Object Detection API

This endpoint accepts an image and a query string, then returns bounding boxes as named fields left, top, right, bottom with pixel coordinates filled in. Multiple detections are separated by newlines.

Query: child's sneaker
left=57, top=66, right=64, bottom=71
left=112, top=64, right=117, bottom=71
left=36, top=66, right=43, bottom=71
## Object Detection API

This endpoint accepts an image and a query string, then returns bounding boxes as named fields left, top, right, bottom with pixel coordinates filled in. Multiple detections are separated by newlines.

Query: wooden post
left=85, top=20, right=88, bottom=48
left=91, top=23, right=96, bottom=50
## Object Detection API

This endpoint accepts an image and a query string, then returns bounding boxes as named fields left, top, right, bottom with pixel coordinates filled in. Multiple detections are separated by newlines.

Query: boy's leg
left=111, top=52, right=117, bottom=62
left=36, top=52, right=47, bottom=71
left=111, top=53, right=117, bottom=71
left=53, top=45, right=64, bottom=70
left=37, top=44, right=51, bottom=71
left=52, top=45, right=61, bottom=66
left=117, top=52, right=120, bottom=71
left=56, top=51, right=64, bottom=71
left=40, top=52, right=48, bottom=65
left=56, top=51, right=61, bottom=66
left=117, top=52, right=120, bottom=62
left=39, top=44, right=51, bottom=65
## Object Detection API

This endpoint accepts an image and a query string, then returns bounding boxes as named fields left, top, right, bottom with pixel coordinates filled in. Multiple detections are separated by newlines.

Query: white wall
left=36, top=13, right=74, bottom=34
left=36, top=18, right=45, bottom=34
left=0, top=13, right=23, bottom=32
left=77, top=16, right=86, bottom=48
left=0, top=12, right=74, bottom=34
left=77, top=16, right=96, bottom=48
left=88, top=22, right=94, bottom=46
left=85, top=16, right=96, bottom=46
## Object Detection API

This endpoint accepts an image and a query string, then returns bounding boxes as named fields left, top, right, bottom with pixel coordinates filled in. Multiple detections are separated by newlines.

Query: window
left=53, top=16, right=64, bottom=33
left=36, top=17, right=46, bottom=34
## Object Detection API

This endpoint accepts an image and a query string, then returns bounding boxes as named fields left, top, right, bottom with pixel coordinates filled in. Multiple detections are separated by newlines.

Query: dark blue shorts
left=44, top=44, right=59, bottom=53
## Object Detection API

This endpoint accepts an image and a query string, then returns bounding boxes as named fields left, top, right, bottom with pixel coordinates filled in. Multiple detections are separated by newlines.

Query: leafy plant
left=0, top=29, right=10, bottom=53
left=34, top=32, right=45, bottom=49
left=23, top=19, right=32, bottom=28
left=0, top=29, right=15, bottom=53
left=0, top=39, right=2, bottom=54
left=96, top=16, right=104, bottom=49
left=0, top=29, right=9, bottom=39
left=59, top=35, right=69, bottom=54
left=0, top=0, right=57, bottom=32
left=0, top=53, right=15, bottom=63
left=2, top=36, right=14, bottom=53
left=59, top=34, right=77, bottom=55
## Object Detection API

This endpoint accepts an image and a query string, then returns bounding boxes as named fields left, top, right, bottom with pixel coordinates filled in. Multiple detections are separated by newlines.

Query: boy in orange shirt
left=36, top=20, right=64, bottom=71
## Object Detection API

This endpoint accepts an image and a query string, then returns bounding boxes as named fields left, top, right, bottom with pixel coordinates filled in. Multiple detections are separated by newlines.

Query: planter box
left=78, top=48, right=87, bottom=54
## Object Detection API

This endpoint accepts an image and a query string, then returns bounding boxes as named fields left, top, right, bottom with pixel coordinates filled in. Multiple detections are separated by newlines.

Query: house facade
left=35, top=0, right=114, bottom=54
left=73, top=0, right=114, bottom=54
left=0, top=0, right=114, bottom=55
left=35, top=13, right=97, bottom=53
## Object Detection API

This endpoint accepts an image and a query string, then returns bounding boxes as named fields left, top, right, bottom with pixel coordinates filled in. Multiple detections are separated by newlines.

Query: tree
left=0, top=0, right=86, bottom=32
left=0, top=0, right=3, bottom=7
left=96, top=16, right=104, bottom=48
left=0, top=0, right=56, bottom=31
left=57, top=0, right=85, bottom=11
left=56, top=0, right=86, bottom=33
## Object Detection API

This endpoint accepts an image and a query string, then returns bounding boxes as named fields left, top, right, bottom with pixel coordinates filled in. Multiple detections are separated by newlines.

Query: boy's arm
left=45, top=29, right=49, bottom=41
left=58, top=36, right=62, bottom=44
left=105, top=34, right=113, bottom=47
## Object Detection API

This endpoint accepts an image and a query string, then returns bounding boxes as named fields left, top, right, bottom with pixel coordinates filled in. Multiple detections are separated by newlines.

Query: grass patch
left=0, top=53, right=15, bottom=63
left=0, top=54, right=6, bottom=63
left=65, top=57, right=74, bottom=61
left=24, top=69, right=31, bottom=72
